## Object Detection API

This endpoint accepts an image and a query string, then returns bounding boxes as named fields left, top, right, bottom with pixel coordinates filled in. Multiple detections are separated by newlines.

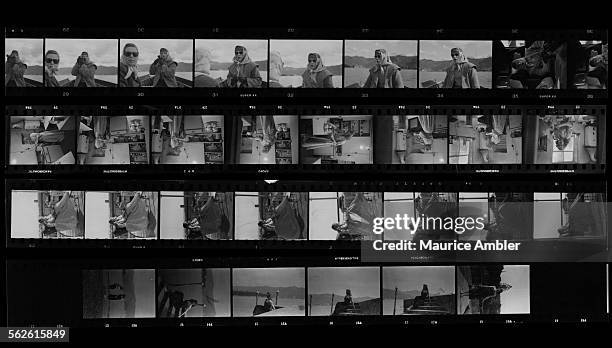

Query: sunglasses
left=451, top=52, right=461, bottom=57
left=235, top=51, right=244, bottom=55
left=46, top=58, right=60, bottom=64
left=124, top=51, right=139, bottom=57
left=308, top=59, right=317, bottom=63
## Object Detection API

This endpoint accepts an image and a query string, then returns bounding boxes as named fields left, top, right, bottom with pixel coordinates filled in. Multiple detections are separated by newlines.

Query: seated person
left=263, top=292, right=276, bottom=312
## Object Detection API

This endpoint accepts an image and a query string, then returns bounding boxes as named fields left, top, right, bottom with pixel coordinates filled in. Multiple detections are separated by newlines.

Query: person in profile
left=44, top=50, right=60, bottom=87
left=222, top=45, right=262, bottom=88
left=268, top=50, right=285, bottom=87
left=5, top=50, right=27, bottom=87
left=119, top=43, right=141, bottom=87
left=194, top=48, right=219, bottom=87
left=149, top=48, right=178, bottom=87
left=302, top=53, right=333, bottom=88
left=71, top=51, right=97, bottom=87
left=363, top=49, right=404, bottom=88
left=263, top=292, right=276, bottom=312
left=442, top=47, right=480, bottom=88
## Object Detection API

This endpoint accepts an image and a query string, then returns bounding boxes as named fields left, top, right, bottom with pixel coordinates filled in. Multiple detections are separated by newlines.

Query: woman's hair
left=123, top=43, right=138, bottom=54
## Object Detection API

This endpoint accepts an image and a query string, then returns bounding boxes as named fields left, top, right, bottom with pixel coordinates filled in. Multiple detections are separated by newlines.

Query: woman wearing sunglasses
left=442, top=47, right=480, bottom=89
left=119, top=43, right=141, bottom=87
left=363, top=49, right=404, bottom=88
left=44, top=50, right=60, bottom=87
left=221, top=45, right=262, bottom=88
left=301, top=52, right=334, bottom=88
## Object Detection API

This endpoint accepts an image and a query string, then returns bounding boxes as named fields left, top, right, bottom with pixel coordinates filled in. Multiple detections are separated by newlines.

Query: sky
left=45, top=39, right=118, bottom=69
left=5, top=38, right=43, bottom=67
left=119, top=39, right=193, bottom=66
left=308, top=267, right=380, bottom=298
left=269, top=40, right=343, bottom=68
left=344, top=40, right=418, bottom=58
left=419, top=40, right=492, bottom=60
left=195, top=39, right=268, bottom=63
left=382, top=266, right=455, bottom=294
left=233, top=268, right=305, bottom=288
left=500, top=265, right=530, bottom=314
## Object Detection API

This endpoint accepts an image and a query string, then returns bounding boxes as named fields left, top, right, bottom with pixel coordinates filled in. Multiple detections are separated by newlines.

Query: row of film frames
left=3, top=104, right=607, bottom=177
left=5, top=179, right=609, bottom=263
left=4, top=27, right=608, bottom=100
left=5, top=259, right=611, bottom=327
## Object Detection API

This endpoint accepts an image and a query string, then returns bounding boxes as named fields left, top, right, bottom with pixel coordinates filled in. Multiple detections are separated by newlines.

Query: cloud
left=195, top=39, right=268, bottom=63
left=45, top=39, right=118, bottom=68
left=233, top=268, right=305, bottom=288
left=5, top=38, right=43, bottom=66
left=420, top=40, right=492, bottom=60
left=270, top=40, right=343, bottom=68
left=344, top=40, right=418, bottom=58
left=307, top=267, right=380, bottom=297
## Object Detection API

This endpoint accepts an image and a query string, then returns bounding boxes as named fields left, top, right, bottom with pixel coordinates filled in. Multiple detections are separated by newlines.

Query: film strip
left=5, top=258, right=610, bottom=327
left=4, top=27, right=608, bottom=102
left=3, top=105, right=606, bottom=177
left=5, top=179, right=609, bottom=263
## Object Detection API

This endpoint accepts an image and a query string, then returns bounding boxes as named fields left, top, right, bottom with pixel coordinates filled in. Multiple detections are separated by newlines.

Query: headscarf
left=158, top=48, right=174, bottom=64
left=194, top=48, right=212, bottom=75
left=121, top=43, right=139, bottom=79
left=307, top=53, right=326, bottom=83
left=269, top=50, right=284, bottom=83
left=233, top=45, right=252, bottom=65
left=375, top=49, right=392, bottom=66
left=450, top=47, right=468, bottom=70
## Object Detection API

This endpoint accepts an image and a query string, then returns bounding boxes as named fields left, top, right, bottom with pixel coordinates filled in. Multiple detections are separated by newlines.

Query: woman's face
left=45, top=53, right=60, bottom=71
left=160, top=51, right=168, bottom=60
left=374, top=51, right=383, bottom=65
left=308, top=55, right=318, bottom=70
left=451, top=49, right=463, bottom=63
left=234, top=48, right=245, bottom=61
left=124, top=47, right=139, bottom=65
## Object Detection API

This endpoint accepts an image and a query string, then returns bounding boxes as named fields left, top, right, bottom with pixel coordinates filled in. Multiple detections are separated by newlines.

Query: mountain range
left=309, top=294, right=376, bottom=306
left=344, top=55, right=418, bottom=69
left=233, top=286, right=305, bottom=299
left=419, top=57, right=492, bottom=72
left=281, top=65, right=343, bottom=76
left=25, top=65, right=43, bottom=74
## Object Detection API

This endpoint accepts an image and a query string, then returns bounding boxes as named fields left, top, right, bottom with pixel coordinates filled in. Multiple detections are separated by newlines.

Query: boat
left=403, top=297, right=450, bottom=315
left=332, top=301, right=362, bottom=316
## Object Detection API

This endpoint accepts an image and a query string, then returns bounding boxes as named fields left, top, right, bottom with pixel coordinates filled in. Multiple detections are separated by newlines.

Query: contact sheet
left=3, top=25, right=610, bottom=331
